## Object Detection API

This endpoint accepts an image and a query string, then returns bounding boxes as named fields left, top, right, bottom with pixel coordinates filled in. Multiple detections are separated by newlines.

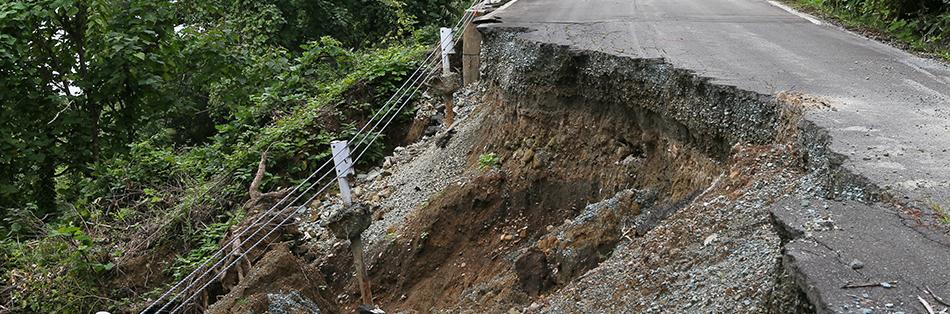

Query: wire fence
left=140, top=3, right=480, bottom=314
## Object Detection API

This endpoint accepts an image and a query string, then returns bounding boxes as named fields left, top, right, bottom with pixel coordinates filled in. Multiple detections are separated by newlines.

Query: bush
left=799, top=0, right=950, bottom=55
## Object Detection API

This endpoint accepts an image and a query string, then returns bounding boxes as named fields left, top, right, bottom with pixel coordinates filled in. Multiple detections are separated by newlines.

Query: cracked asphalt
left=481, top=0, right=950, bottom=312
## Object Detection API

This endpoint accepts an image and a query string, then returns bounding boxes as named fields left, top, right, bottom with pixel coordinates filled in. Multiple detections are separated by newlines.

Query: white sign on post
left=330, top=140, right=355, bottom=206
left=440, top=27, right=454, bottom=75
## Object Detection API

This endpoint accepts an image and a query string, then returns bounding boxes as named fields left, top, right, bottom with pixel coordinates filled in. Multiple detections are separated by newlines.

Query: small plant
left=420, top=232, right=429, bottom=241
left=925, top=197, right=950, bottom=229
left=420, top=201, right=429, bottom=209
left=478, top=153, right=499, bottom=171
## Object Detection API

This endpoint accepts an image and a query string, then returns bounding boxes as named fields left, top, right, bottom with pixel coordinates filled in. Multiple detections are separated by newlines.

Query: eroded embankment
left=310, top=27, right=831, bottom=314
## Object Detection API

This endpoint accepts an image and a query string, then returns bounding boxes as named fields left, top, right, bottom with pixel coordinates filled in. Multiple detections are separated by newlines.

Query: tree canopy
left=1, top=0, right=465, bottom=310
left=1, top=0, right=465, bottom=218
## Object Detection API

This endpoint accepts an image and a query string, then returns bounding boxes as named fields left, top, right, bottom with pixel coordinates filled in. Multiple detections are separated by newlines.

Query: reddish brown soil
left=325, top=84, right=726, bottom=313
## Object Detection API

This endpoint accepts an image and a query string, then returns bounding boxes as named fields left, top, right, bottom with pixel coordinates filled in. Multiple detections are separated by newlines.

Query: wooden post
left=439, top=28, right=457, bottom=127
left=351, top=234, right=373, bottom=305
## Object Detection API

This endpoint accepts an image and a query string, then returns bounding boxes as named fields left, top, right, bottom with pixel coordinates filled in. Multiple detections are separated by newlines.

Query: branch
left=920, top=295, right=936, bottom=314
left=927, top=286, right=950, bottom=307
left=248, top=143, right=276, bottom=200
left=840, top=281, right=898, bottom=289
left=48, top=100, right=73, bottom=124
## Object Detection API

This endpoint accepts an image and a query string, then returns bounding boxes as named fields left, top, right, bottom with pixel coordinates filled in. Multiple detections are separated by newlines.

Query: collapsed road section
left=207, top=5, right=950, bottom=314
left=297, top=27, right=869, bottom=313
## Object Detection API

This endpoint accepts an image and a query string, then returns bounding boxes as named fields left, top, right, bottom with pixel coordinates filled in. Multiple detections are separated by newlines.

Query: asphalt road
left=486, top=0, right=950, bottom=201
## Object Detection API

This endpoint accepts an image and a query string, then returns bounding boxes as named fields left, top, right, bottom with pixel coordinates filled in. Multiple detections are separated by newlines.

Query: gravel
left=298, top=83, right=489, bottom=263
left=525, top=144, right=820, bottom=313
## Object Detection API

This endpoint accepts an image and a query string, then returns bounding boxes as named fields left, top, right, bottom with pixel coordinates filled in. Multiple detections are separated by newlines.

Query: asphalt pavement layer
left=482, top=0, right=950, bottom=312
left=486, top=0, right=950, bottom=201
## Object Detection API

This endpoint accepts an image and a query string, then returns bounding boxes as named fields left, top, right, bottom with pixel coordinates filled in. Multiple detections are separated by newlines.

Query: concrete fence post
left=439, top=27, right=455, bottom=75
left=462, top=8, right=482, bottom=86
left=330, top=140, right=355, bottom=206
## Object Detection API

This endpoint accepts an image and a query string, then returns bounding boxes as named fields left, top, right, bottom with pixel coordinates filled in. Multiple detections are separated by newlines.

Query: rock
left=377, top=189, right=392, bottom=199
left=265, top=292, right=325, bottom=314
left=536, top=189, right=652, bottom=285
left=355, top=304, right=387, bottom=314
left=849, top=259, right=864, bottom=270
left=425, top=125, right=440, bottom=136
left=430, top=113, right=445, bottom=126
left=521, top=149, right=535, bottom=163
left=515, top=247, right=554, bottom=297
left=366, top=169, right=381, bottom=182
left=205, top=243, right=337, bottom=314
left=323, top=203, right=374, bottom=240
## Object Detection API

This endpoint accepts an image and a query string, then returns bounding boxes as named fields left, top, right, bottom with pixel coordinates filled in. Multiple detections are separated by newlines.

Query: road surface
left=482, top=0, right=950, bottom=312
left=486, top=0, right=950, bottom=202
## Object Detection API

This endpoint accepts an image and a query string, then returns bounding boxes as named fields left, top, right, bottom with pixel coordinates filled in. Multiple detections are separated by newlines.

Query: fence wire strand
left=141, top=1, right=483, bottom=312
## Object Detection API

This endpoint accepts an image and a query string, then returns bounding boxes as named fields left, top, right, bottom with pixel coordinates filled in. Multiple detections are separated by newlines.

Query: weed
left=420, top=232, right=429, bottom=241
left=924, top=197, right=950, bottom=229
left=478, top=153, right=499, bottom=171
left=166, top=211, right=243, bottom=281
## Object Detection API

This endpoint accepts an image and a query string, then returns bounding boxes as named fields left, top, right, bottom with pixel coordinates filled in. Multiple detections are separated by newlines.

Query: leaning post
left=330, top=140, right=355, bottom=206
left=439, top=27, right=457, bottom=127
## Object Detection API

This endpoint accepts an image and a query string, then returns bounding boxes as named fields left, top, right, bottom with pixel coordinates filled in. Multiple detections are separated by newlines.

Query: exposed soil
left=290, top=27, right=826, bottom=314
left=144, top=22, right=897, bottom=314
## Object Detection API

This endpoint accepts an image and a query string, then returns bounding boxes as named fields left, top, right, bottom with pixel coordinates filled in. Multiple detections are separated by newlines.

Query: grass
left=924, top=197, right=950, bottom=230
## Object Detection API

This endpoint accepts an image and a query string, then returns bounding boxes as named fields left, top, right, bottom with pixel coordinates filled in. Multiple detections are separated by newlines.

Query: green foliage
left=1, top=219, right=118, bottom=313
left=0, top=0, right=468, bottom=312
left=167, top=211, right=243, bottom=281
left=0, top=0, right=180, bottom=216
left=798, top=0, right=950, bottom=55
left=478, top=153, right=500, bottom=171
left=924, top=196, right=950, bottom=229
left=176, top=0, right=469, bottom=50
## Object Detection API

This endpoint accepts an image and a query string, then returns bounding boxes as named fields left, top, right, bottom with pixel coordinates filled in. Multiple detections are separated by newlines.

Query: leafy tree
left=0, top=0, right=179, bottom=217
